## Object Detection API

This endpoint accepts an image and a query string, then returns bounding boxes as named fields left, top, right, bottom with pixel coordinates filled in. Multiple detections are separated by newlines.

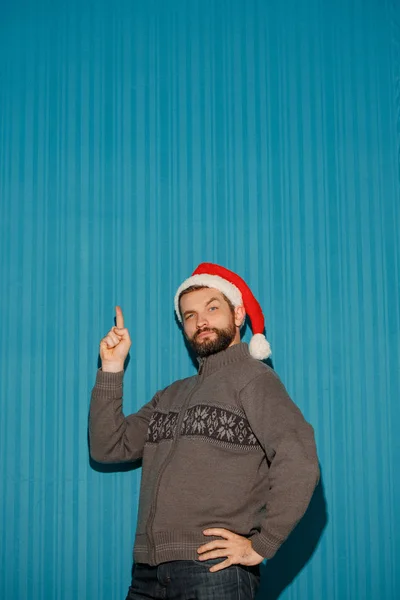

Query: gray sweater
left=89, top=342, right=319, bottom=565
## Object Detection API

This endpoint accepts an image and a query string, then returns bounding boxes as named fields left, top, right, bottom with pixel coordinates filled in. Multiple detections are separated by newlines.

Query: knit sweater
left=89, top=342, right=319, bottom=565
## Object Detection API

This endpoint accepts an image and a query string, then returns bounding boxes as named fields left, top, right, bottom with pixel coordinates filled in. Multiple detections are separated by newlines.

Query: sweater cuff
left=250, top=530, right=284, bottom=560
left=94, top=368, right=124, bottom=388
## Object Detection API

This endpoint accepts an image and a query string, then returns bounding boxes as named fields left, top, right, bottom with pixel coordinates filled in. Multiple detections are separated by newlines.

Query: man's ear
left=234, top=305, right=246, bottom=327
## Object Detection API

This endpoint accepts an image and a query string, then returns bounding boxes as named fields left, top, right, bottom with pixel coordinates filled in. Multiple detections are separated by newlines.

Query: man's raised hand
left=100, top=306, right=132, bottom=372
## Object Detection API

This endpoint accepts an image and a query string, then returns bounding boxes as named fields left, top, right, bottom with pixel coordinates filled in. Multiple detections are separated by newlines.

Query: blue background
left=0, top=0, right=399, bottom=598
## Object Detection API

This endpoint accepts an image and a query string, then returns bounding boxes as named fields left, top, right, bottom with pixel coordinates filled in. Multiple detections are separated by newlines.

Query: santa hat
left=174, top=262, right=271, bottom=360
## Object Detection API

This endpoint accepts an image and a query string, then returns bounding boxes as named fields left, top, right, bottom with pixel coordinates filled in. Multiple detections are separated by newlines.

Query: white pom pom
left=249, top=333, right=272, bottom=360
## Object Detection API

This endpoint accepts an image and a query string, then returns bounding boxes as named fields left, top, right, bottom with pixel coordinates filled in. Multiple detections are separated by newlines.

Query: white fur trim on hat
left=249, top=333, right=272, bottom=360
left=174, top=274, right=243, bottom=321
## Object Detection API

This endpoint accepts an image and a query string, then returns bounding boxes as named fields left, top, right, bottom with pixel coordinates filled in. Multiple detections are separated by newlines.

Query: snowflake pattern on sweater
left=146, top=405, right=259, bottom=447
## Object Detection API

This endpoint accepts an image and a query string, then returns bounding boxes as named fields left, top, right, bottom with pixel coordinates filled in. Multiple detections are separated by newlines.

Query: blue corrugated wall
left=0, top=0, right=399, bottom=598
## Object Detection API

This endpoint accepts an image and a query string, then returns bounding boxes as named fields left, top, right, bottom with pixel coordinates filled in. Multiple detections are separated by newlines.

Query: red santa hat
left=174, top=262, right=272, bottom=360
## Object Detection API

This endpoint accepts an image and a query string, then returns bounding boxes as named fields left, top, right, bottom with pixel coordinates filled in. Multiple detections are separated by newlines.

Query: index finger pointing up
left=115, top=305, right=125, bottom=329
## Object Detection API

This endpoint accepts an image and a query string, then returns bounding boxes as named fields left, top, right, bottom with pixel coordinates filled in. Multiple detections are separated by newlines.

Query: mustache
left=194, top=328, right=217, bottom=340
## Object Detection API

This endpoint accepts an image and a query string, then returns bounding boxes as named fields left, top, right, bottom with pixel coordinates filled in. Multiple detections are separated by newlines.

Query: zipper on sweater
left=146, top=363, right=205, bottom=564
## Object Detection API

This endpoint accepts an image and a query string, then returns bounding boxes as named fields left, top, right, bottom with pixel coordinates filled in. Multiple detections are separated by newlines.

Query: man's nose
left=196, top=313, right=209, bottom=329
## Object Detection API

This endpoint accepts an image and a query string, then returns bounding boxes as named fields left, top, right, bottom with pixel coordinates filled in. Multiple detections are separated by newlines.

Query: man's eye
left=209, top=306, right=218, bottom=312
left=185, top=314, right=194, bottom=320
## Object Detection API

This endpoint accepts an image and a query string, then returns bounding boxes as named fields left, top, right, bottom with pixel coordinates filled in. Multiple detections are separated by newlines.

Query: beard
left=187, top=319, right=237, bottom=358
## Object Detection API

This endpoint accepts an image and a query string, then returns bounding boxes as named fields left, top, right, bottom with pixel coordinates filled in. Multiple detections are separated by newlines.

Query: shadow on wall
left=257, top=473, right=328, bottom=599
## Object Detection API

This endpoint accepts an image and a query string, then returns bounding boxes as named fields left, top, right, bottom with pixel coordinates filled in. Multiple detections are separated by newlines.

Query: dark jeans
left=125, top=558, right=260, bottom=599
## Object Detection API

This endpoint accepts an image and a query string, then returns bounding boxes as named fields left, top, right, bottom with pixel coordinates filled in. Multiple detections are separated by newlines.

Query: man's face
left=179, top=287, right=243, bottom=358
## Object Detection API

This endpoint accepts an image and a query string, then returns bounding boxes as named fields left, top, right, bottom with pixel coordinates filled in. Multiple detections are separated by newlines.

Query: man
left=89, top=262, right=320, bottom=599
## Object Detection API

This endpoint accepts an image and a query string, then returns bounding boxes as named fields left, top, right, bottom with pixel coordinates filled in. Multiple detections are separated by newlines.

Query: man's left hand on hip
left=197, top=528, right=264, bottom=572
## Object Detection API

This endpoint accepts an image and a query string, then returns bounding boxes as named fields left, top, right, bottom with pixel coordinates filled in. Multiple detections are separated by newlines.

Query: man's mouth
left=196, top=330, right=215, bottom=339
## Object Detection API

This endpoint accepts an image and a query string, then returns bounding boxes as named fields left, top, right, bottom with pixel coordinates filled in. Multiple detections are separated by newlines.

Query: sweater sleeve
left=89, top=369, right=160, bottom=463
left=239, top=368, right=320, bottom=559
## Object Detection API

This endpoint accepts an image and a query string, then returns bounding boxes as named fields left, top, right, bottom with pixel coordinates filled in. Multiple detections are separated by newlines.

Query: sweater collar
left=197, top=342, right=251, bottom=377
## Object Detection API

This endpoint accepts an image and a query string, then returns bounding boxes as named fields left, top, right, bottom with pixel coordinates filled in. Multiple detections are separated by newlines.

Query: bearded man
left=89, top=262, right=320, bottom=600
